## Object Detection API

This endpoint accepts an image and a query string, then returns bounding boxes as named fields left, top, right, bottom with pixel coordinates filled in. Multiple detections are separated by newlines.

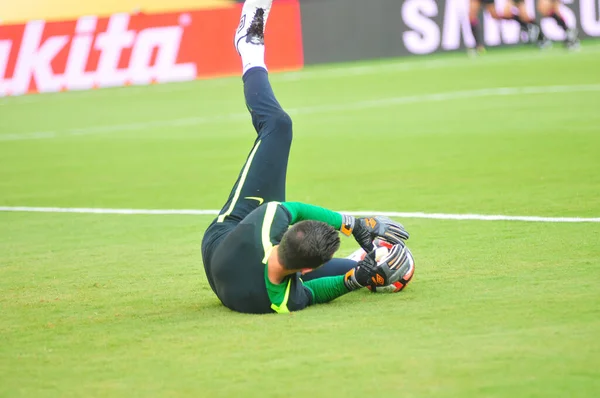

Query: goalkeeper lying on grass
left=201, top=0, right=413, bottom=314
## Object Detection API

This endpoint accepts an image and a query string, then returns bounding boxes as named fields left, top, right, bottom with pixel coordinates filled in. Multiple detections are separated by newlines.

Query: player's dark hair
left=278, top=220, right=340, bottom=271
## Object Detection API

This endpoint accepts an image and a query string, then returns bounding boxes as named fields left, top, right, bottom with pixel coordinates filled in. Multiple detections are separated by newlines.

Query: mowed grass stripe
left=2, top=84, right=600, bottom=140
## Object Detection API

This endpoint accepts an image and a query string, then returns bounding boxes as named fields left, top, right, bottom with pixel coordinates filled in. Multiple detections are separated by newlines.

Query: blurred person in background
left=538, top=0, right=580, bottom=50
left=469, top=0, right=547, bottom=55
left=503, top=0, right=550, bottom=48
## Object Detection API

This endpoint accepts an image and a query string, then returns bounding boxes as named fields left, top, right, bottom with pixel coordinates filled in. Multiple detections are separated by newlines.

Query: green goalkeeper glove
left=340, top=215, right=409, bottom=252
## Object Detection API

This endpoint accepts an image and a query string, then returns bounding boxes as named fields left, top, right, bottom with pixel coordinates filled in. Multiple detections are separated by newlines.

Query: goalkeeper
left=201, top=0, right=411, bottom=314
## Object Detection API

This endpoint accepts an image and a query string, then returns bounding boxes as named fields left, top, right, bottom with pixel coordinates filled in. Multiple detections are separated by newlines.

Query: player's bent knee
left=267, top=111, right=293, bottom=141
left=273, top=110, right=293, bottom=129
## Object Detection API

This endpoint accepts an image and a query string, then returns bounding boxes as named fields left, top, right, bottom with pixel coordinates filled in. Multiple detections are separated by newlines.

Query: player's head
left=278, top=220, right=340, bottom=271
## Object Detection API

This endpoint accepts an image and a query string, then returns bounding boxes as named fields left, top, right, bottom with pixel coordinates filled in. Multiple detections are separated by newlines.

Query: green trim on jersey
left=264, top=265, right=292, bottom=313
left=281, top=202, right=343, bottom=229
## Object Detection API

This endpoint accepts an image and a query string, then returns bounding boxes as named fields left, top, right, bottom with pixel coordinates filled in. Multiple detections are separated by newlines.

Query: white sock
left=239, top=42, right=266, bottom=75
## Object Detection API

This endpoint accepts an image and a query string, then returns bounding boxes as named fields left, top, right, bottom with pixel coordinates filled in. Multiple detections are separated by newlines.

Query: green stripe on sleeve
left=303, top=275, right=350, bottom=304
left=281, top=202, right=343, bottom=229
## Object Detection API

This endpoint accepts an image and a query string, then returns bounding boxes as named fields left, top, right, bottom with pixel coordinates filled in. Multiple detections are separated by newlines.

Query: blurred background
left=1, top=0, right=599, bottom=95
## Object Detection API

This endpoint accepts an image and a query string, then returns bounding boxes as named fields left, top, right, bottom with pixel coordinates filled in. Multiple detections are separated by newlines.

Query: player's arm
left=280, top=201, right=344, bottom=229
left=303, top=275, right=349, bottom=304
left=280, top=201, right=410, bottom=251
left=270, top=276, right=349, bottom=312
left=303, top=245, right=408, bottom=304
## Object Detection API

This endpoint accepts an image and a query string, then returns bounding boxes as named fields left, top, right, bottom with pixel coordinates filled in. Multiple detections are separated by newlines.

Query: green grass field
left=1, top=43, right=600, bottom=397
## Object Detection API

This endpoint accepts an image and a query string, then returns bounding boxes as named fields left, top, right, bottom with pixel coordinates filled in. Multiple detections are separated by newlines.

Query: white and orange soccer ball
left=347, top=239, right=415, bottom=293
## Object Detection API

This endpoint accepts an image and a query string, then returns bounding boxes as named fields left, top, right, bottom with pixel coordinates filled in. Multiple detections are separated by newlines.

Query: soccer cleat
left=234, top=0, right=272, bottom=54
left=526, top=24, right=539, bottom=44
left=467, top=46, right=486, bottom=58
left=565, top=38, right=581, bottom=52
left=537, top=37, right=553, bottom=50
left=565, top=28, right=580, bottom=51
left=566, top=28, right=579, bottom=42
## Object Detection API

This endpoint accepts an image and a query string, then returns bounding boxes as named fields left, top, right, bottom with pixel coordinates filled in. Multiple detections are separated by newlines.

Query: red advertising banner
left=0, top=0, right=303, bottom=96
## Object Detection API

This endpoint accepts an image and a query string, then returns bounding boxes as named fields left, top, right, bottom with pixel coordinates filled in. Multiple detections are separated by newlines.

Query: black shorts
left=201, top=221, right=235, bottom=294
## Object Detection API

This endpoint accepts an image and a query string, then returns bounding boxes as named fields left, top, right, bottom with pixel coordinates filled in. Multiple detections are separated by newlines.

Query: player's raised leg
left=202, top=0, right=290, bottom=291
left=214, top=0, right=292, bottom=225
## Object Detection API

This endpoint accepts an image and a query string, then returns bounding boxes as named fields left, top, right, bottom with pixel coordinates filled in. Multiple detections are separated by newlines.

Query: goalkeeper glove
left=340, top=215, right=409, bottom=252
left=344, top=243, right=409, bottom=290
left=344, top=250, right=378, bottom=291
left=368, top=242, right=410, bottom=290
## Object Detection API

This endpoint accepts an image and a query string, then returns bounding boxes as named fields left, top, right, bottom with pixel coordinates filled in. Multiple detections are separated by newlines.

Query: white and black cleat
left=234, top=1, right=272, bottom=54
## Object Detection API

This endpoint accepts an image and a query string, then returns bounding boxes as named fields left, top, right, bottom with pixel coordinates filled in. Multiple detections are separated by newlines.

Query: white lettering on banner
left=580, top=0, right=600, bottom=36
left=0, top=41, right=12, bottom=96
left=398, top=0, right=599, bottom=56
left=0, top=13, right=197, bottom=96
left=442, top=0, right=474, bottom=50
left=95, top=14, right=136, bottom=88
left=482, top=15, right=501, bottom=47
left=65, top=16, right=97, bottom=91
left=402, top=0, right=440, bottom=55
left=483, top=17, right=520, bottom=47
left=129, top=26, right=196, bottom=84
left=12, top=20, right=69, bottom=95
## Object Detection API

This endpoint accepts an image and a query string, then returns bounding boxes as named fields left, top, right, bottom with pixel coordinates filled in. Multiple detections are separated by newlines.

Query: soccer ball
left=369, top=248, right=414, bottom=293
left=347, top=239, right=415, bottom=293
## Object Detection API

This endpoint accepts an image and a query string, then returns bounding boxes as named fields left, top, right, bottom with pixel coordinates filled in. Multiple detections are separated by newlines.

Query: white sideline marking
left=1, top=206, right=599, bottom=223
left=3, top=84, right=600, bottom=141
left=0, top=131, right=56, bottom=141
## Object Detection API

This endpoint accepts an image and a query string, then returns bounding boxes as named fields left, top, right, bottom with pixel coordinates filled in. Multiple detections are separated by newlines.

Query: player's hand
left=341, top=215, right=409, bottom=252
left=344, top=250, right=378, bottom=291
left=366, top=243, right=409, bottom=290
left=343, top=243, right=408, bottom=290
